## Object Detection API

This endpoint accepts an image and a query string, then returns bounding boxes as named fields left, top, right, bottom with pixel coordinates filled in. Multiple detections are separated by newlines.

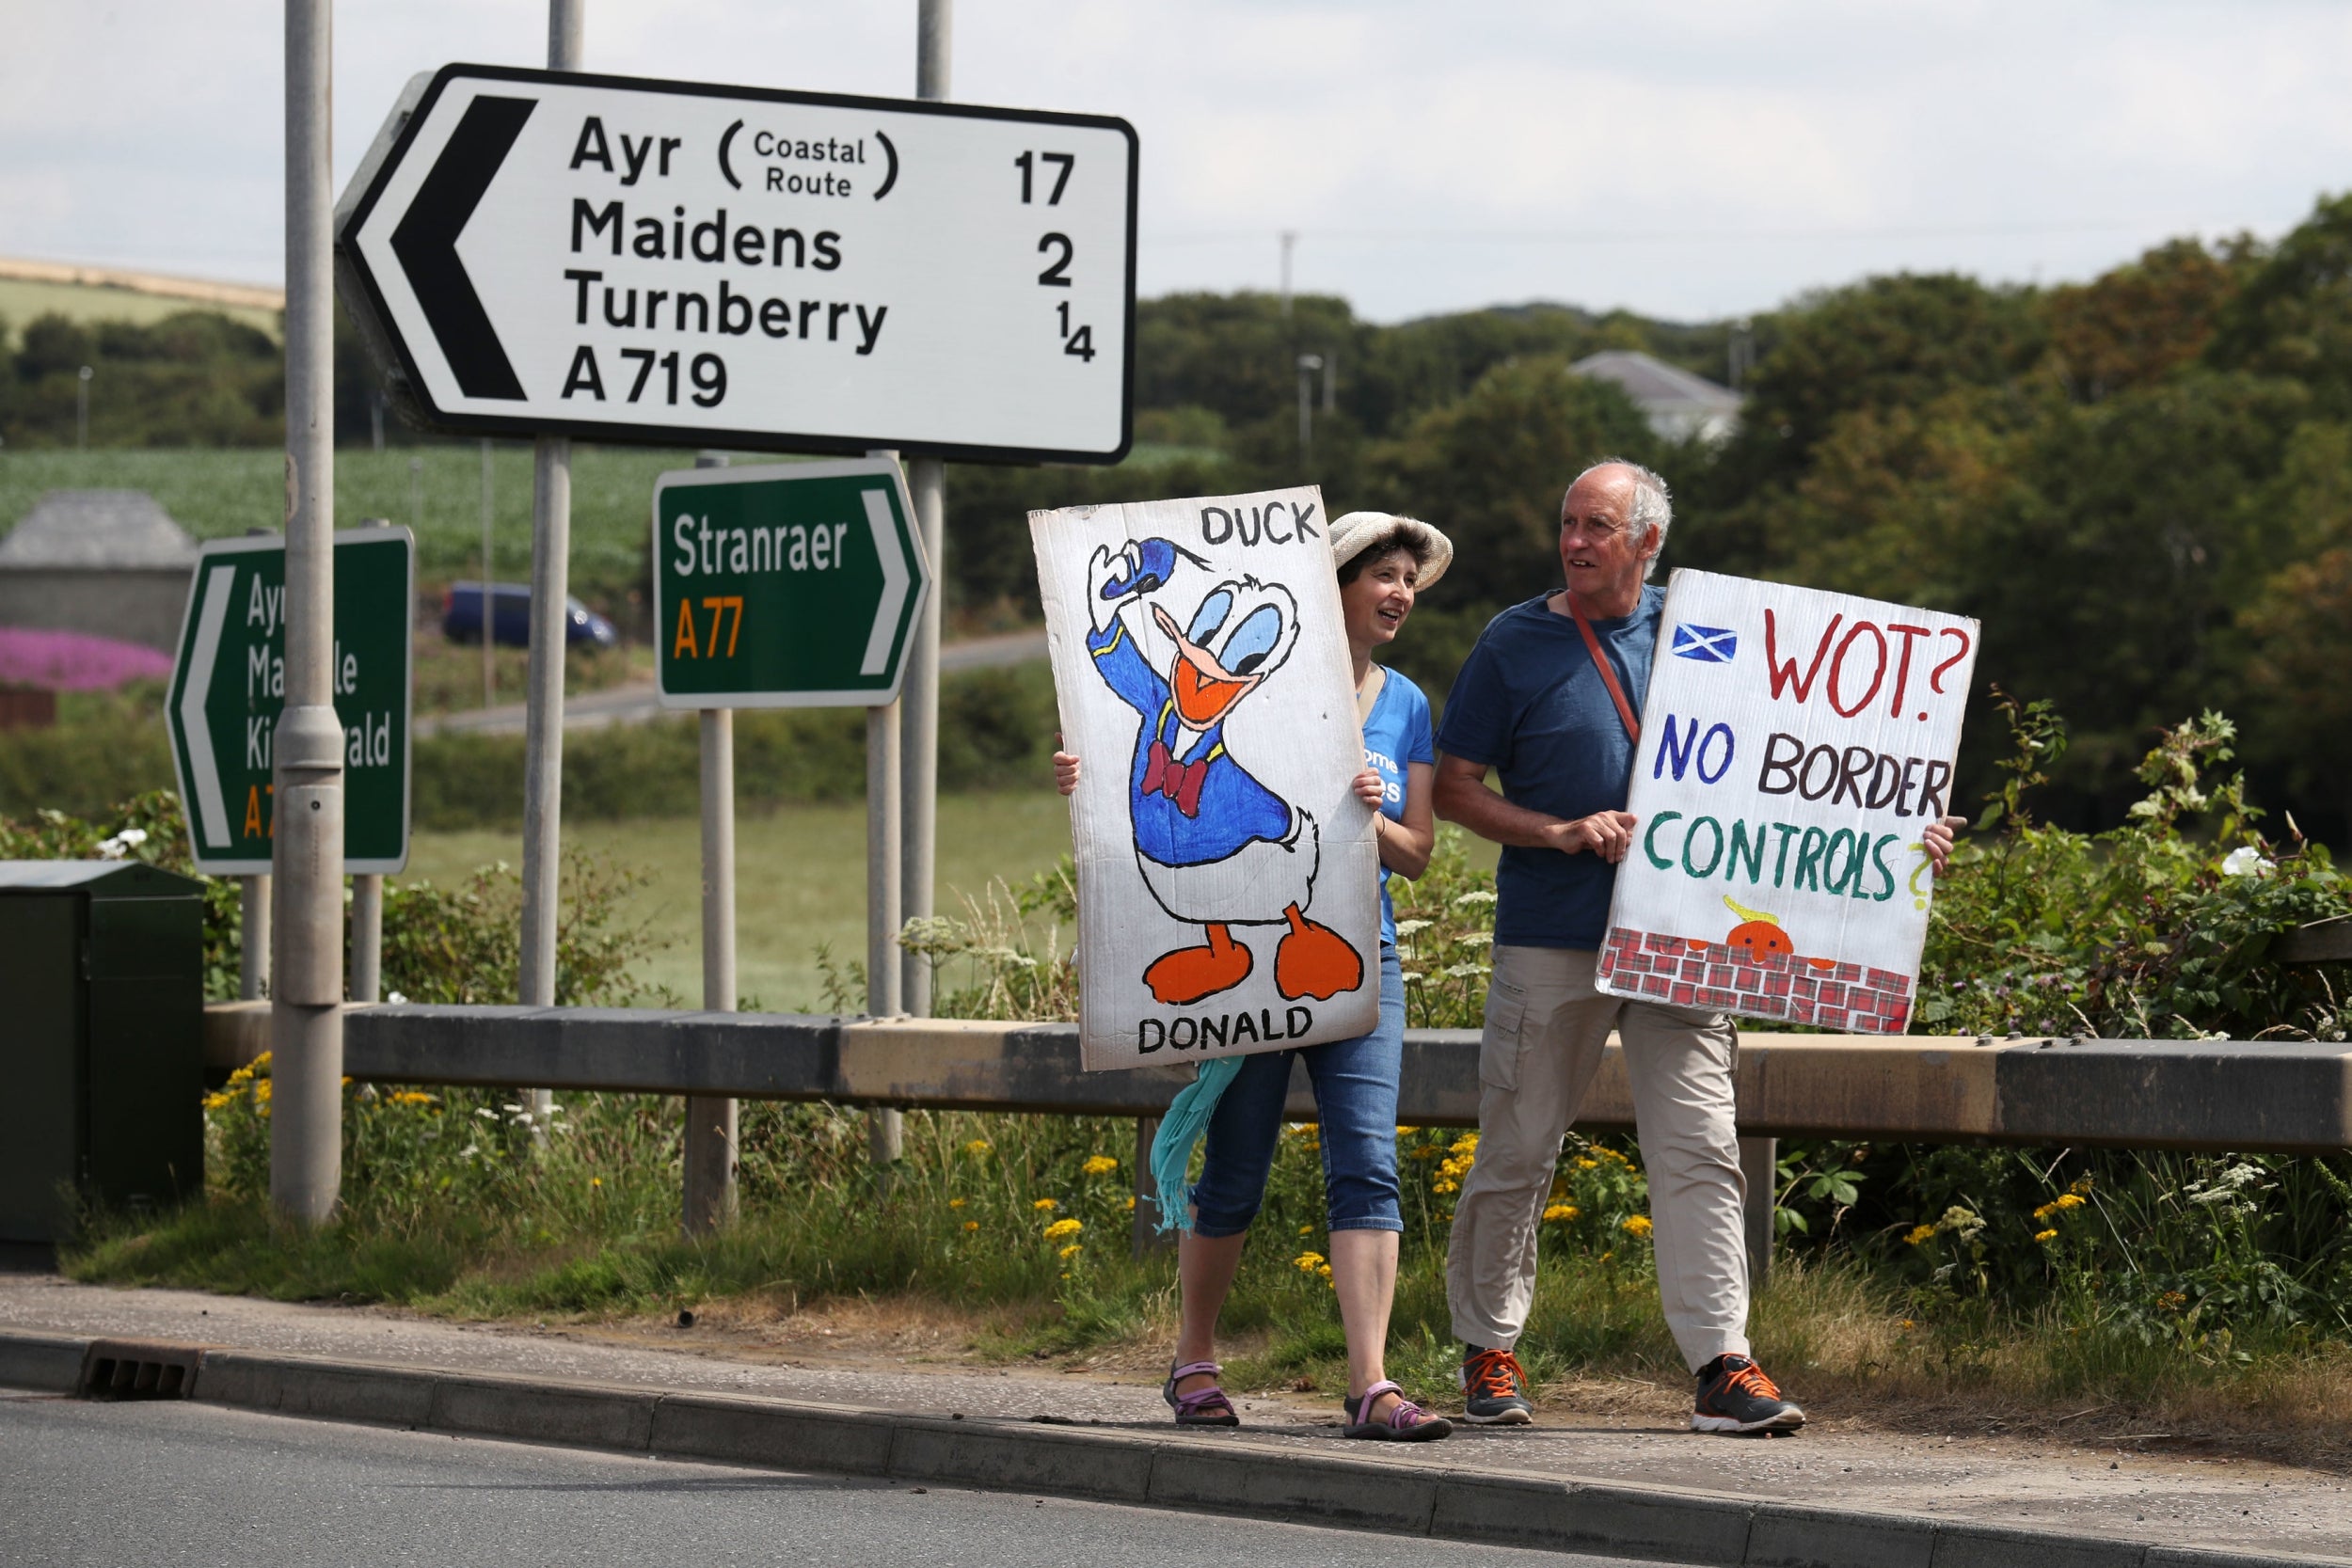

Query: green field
left=400, top=789, right=1075, bottom=1012
left=0, top=277, right=280, bottom=344
left=0, top=444, right=734, bottom=603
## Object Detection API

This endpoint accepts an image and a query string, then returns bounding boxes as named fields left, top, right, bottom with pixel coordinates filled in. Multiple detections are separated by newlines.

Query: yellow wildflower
left=1903, top=1224, right=1935, bottom=1246
left=1058, top=1243, right=1083, bottom=1259
left=1299, top=1224, right=1312, bottom=1236
left=200, top=1092, right=231, bottom=1113
left=2055, top=1193, right=2085, bottom=1211
left=1620, top=1214, right=1654, bottom=1239
left=948, top=1197, right=967, bottom=1210
left=1080, top=1154, right=1119, bottom=1177
left=1411, top=1145, right=1443, bottom=1162
left=1042, top=1217, right=1083, bottom=1241
left=2033, top=1227, right=2059, bottom=1243
left=389, top=1090, right=437, bottom=1107
left=1542, top=1203, right=1580, bottom=1223
left=963, top=1220, right=979, bottom=1232
left=1293, top=1251, right=1327, bottom=1274
left=2069, top=1173, right=2095, bottom=1196
left=1032, top=1197, right=1058, bottom=1212
left=1432, top=1180, right=1459, bottom=1195
left=964, top=1139, right=993, bottom=1156
left=1575, top=1157, right=1598, bottom=1171
left=1450, top=1133, right=1479, bottom=1156
left=2031, top=1201, right=2058, bottom=1221
left=1319, top=1263, right=1334, bottom=1285
left=1395, top=1125, right=1420, bottom=1135
left=1123, top=1196, right=1136, bottom=1212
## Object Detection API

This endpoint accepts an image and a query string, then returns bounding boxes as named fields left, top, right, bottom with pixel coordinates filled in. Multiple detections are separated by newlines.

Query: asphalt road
left=0, top=1392, right=1687, bottom=1568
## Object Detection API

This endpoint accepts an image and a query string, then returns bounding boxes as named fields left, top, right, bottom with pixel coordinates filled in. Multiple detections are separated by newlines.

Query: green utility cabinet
left=0, top=861, right=206, bottom=1243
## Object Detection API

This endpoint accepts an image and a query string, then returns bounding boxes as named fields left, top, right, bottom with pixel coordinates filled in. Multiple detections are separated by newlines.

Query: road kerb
left=4, top=1328, right=2346, bottom=1568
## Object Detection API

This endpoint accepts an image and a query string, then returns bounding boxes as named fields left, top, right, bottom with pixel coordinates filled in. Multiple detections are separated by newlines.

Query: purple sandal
left=1343, top=1380, right=1453, bottom=1442
left=1163, top=1360, right=1241, bottom=1427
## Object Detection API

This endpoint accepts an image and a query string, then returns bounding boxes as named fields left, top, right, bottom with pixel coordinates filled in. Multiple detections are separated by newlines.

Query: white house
left=1569, top=350, right=1744, bottom=445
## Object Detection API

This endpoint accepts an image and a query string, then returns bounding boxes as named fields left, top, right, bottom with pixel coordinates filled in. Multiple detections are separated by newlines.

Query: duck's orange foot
left=1143, top=924, right=1253, bottom=1005
left=1275, top=905, right=1364, bottom=1001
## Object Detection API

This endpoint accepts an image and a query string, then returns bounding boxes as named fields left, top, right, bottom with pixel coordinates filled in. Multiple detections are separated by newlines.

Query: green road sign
left=166, top=529, right=415, bottom=875
left=654, top=458, right=930, bottom=708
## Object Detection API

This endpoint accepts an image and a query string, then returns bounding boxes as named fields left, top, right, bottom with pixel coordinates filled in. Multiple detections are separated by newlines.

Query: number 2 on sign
left=672, top=595, right=744, bottom=659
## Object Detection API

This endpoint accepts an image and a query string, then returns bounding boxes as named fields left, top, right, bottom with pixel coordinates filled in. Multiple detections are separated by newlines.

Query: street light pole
left=76, top=366, right=91, bottom=451
left=271, top=0, right=345, bottom=1226
left=1296, top=354, right=1322, bottom=463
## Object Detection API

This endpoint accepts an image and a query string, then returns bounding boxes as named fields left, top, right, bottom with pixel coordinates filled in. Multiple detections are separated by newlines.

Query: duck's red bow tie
left=1143, top=739, right=1207, bottom=816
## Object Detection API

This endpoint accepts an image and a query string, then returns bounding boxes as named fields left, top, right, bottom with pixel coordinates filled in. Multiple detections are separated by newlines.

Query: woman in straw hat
left=1054, top=512, right=1455, bottom=1440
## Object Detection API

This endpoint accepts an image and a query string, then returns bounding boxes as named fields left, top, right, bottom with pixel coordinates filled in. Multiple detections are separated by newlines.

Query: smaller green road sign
left=166, top=529, right=415, bottom=875
left=654, top=458, right=930, bottom=708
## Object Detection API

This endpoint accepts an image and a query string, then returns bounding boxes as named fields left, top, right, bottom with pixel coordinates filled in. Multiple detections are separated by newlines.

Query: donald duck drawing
left=1081, top=535, right=1365, bottom=1007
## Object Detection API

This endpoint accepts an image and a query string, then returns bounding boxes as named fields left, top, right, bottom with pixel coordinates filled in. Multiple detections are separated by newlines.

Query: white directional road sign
left=337, top=65, right=1137, bottom=464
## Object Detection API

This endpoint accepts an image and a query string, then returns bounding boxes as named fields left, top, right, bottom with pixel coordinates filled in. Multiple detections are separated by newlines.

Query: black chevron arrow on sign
left=391, top=94, right=536, bottom=401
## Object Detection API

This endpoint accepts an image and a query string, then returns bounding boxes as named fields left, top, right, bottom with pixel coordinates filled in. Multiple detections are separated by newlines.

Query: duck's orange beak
left=1155, top=604, right=1259, bottom=727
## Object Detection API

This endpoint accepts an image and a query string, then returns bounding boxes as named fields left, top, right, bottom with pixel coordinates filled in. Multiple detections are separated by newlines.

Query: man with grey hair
left=1433, top=459, right=1955, bottom=1434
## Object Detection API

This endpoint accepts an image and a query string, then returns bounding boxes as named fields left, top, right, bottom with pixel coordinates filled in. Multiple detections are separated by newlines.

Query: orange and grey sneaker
left=1458, top=1345, right=1534, bottom=1425
left=1692, top=1354, right=1805, bottom=1434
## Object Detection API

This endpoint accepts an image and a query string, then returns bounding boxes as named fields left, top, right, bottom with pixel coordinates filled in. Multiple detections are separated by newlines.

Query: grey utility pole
left=240, top=875, right=269, bottom=999
left=271, top=0, right=345, bottom=1226
left=1296, top=354, right=1322, bottom=461
left=899, top=0, right=951, bottom=1018
left=517, top=0, right=584, bottom=1127
left=684, top=451, right=738, bottom=1236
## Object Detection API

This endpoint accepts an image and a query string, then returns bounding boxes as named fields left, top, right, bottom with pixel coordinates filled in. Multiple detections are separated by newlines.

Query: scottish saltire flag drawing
left=1598, top=571, right=1980, bottom=1034
left=1673, top=623, right=1739, bottom=663
left=1032, top=486, right=1382, bottom=1070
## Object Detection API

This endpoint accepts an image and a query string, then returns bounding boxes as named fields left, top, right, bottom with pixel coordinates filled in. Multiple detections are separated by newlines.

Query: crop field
left=402, top=790, right=1077, bottom=1011
left=0, top=443, right=760, bottom=606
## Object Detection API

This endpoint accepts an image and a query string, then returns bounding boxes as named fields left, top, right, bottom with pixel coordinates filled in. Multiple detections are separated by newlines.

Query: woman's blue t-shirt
left=1361, top=666, right=1435, bottom=947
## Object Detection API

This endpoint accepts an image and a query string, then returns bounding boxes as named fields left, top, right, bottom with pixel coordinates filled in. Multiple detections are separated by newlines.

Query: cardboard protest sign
left=1597, top=569, right=1980, bottom=1033
left=1032, top=486, right=1382, bottom=1070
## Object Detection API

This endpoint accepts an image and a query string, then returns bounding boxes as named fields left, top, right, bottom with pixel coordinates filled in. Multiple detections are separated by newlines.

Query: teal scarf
left=1149, top=1056, right=1244, bottom=1233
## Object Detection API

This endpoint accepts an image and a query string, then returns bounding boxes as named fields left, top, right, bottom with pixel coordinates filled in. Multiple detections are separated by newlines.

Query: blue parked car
left=441, top=581, right=618, bottom=648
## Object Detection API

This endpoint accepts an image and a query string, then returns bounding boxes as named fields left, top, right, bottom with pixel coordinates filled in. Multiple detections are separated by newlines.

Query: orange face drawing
left=1722, top=895, right=1830, bottom=966
left=1726, top=918, right=1795, bottom=958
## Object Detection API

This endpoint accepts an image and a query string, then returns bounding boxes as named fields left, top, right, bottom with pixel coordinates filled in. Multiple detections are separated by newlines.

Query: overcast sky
left=7, top=0, right=2352, bottom=325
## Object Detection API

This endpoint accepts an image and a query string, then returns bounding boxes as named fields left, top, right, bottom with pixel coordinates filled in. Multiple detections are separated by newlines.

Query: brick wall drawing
left=1597, top=927, right=1914, bottom=1034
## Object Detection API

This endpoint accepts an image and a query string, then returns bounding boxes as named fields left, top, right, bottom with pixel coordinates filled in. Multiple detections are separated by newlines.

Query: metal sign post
left=683, top=450, right=736, bottom=1238
left=518, top=0, right=585, bottom=1131
left=899, top=0, right=952, bottom=1019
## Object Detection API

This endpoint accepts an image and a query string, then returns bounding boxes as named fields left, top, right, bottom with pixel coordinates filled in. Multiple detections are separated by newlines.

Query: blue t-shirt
left=1435, top=587, right=1663, bottom=950
left=1360, top=667, right=1436, bottom=947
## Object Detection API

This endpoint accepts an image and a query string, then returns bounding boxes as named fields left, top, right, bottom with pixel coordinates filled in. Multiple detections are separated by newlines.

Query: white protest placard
left=1032, top=487, right=1382, bottom=1070
left=1596, top=569, right=1980, bottom=1032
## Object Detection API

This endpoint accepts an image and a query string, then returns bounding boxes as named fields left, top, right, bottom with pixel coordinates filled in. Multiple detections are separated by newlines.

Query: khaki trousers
left=1445, top=944, right=1751, bottom=1373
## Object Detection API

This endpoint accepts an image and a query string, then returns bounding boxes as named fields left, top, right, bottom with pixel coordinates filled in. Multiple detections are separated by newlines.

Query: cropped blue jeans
left=1188, top=947, right=1406, bottom=1237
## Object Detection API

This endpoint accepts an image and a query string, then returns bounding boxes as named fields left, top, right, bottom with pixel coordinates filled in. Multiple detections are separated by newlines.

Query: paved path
left=6, top=1275, right=2349, bottom=1562
left=0, top=1396, right=1671, bottom=1568
left=416, top=629, right=1049, bottom=737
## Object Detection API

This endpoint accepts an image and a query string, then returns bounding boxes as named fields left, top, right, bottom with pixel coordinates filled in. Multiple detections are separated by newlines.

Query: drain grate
left=78, top=1338, right=203, bottom=1401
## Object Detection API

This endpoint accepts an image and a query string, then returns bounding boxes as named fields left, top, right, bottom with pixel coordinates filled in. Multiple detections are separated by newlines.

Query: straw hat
left=1327, top=511, right=1454, bottom=592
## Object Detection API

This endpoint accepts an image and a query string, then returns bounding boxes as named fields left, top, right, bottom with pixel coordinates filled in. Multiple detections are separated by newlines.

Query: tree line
left=7, top=193, right=2352, bottom=836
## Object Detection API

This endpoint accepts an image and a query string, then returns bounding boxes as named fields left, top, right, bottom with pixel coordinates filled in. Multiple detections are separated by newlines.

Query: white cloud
left=3, top=0, right=2350, bottom=321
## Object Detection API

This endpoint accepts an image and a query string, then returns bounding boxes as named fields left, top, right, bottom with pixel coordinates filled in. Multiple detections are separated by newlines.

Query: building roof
left=1569, top=351, right=1743, bottom=442
left=0, top=490, right=199, bottom=570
